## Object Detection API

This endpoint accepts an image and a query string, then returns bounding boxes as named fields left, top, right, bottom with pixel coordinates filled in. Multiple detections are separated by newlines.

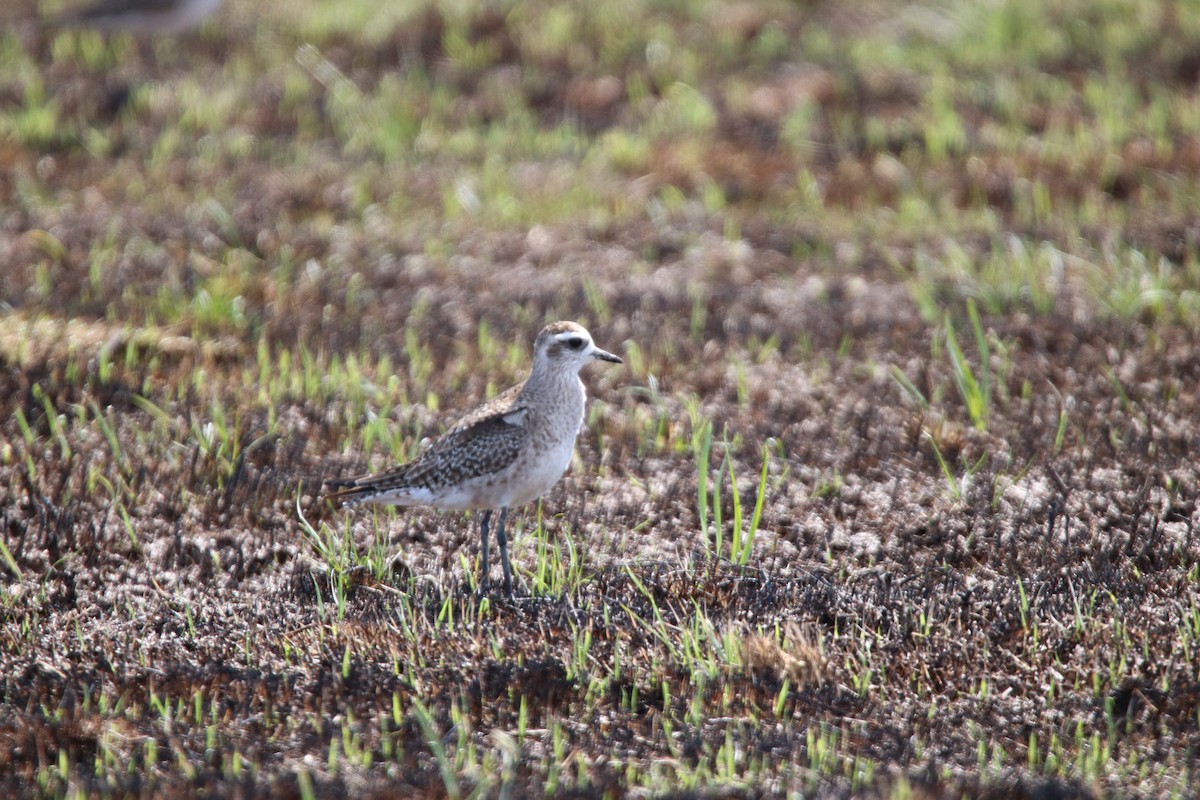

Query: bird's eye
left=565, top=336, right=585, bottom=350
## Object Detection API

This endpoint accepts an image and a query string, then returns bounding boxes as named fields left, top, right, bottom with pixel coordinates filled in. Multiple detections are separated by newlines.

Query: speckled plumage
left=328, top=321, right=622, bottom=595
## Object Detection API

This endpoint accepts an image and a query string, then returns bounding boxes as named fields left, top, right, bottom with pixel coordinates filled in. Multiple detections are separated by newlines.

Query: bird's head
left=534, top=321, right=623, bottom=374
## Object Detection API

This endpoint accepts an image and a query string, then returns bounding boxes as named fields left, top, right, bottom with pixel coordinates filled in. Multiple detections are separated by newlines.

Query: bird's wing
left=445, top=380, right=525, bottom=430
left=398, top=404, right=530, bottom=488
left=328, top=395, right=530, bottom=501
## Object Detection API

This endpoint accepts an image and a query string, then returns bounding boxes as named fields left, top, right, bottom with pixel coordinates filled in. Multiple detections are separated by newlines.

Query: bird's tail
left=324, top=469, right=418, bottom=506
left=323, top=476, right=375, bottom=506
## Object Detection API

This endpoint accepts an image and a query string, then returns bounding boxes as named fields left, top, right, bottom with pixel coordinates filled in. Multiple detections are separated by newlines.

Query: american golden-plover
left=328, top=321, right=622, bottom=595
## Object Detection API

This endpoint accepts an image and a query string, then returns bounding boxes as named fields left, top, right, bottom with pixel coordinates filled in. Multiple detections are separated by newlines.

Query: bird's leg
left=495, top=506, right=513, bottom=597
left=478, top=509, right=493, bottom=595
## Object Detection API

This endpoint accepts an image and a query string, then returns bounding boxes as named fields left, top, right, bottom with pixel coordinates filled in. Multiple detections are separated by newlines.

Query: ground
left=1, top=0, right=1199, bottom=797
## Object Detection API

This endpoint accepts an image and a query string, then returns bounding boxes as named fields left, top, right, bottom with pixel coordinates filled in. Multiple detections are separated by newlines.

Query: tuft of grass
left=695, top=422, right=770, bottom=565
left=410, top=697, right=462, bottom=800
left=944, top=299, right=992, bottom=431
left=296, top=488, right=402, bottom=619
left=527, top=506, right=589, bottom=598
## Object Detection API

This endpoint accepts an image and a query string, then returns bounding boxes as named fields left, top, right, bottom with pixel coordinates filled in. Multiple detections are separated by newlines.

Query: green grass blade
left=696, top=420, right=712, bottom=549
left=741, top=446, right=770, bottom=566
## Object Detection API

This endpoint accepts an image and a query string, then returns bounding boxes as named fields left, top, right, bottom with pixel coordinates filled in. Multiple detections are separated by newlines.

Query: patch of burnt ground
left=3, top=217, right=1200, bottom=796
left=2, top=290, right=1199, bottom=797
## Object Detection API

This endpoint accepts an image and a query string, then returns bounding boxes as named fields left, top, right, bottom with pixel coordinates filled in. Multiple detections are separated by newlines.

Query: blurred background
left=5, top=0, right=1198, bottom=351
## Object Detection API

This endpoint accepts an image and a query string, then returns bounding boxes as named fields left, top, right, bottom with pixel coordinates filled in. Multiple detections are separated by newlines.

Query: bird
left=327, top=321, right=623, bottom=596
left=55, top=0, right=222, bottom=34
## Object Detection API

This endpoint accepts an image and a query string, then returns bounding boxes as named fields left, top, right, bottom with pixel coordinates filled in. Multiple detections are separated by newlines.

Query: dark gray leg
left=478, top=509, right=493, bottom=594
left=495, top=506, right=512, bottom=596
